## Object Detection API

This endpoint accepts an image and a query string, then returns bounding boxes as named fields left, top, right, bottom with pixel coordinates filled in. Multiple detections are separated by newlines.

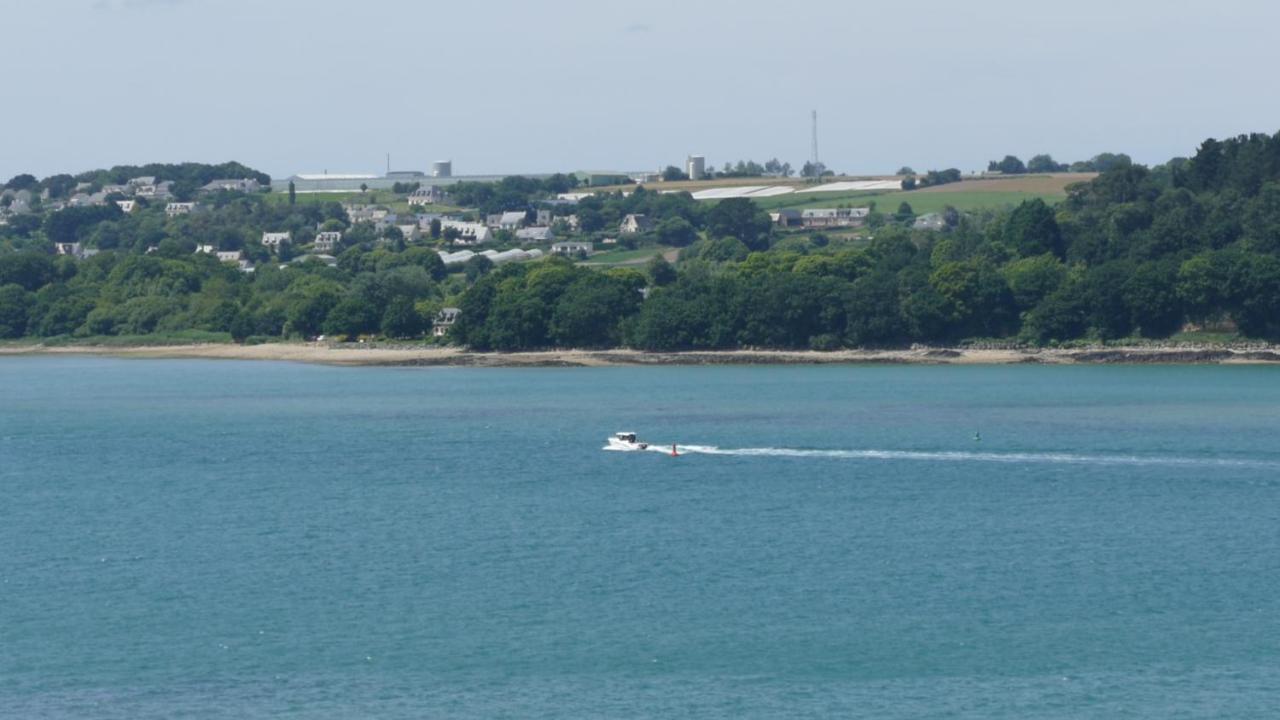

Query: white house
left=407, top=186, right=446, bottom=206
left=433, top=307, right=461, bottom=337
left=551, top=241, right=593, bottom=256
left=487, top=210, right=526, bottom=230
left=441, top=220, right=492, bottom=245
left=194, top=244, right=217, bottom=254
left=800, top=208, right=869, bottom=228
left=201, top=178, right=262, bottom=194
left=515, top=226, right=555, bottom=242
left=165, top=202, right=196, bottom=218
left=261, top=231, right=291, bottom=248
left=313, top=231, right=342, bottom=252
left=115, top=200, right=137, bottom=213
left=620, top=214, right=654, bottom=234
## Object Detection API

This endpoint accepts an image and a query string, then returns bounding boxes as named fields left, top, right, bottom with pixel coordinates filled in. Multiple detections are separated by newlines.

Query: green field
left=580, top=245, right=674, bottom=266
left=755, top=189, right=1069, bottom=215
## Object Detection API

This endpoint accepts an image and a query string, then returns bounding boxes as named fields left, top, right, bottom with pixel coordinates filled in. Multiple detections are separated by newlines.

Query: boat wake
left=605, top=442, right=1278, bottom=469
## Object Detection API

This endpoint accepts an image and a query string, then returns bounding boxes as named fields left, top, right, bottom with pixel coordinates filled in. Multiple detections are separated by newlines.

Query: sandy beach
left=3, top=343, right=1280, bottom=367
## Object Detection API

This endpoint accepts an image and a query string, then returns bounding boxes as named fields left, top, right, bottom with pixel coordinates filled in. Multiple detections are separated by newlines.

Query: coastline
left=3, top=343, right=1280, bottom=367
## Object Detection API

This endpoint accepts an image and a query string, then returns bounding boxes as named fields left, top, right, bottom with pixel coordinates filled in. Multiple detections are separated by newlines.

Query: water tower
left=431, top=160, right=452, bottom=178
left=686, top=155, right=706, bottom=181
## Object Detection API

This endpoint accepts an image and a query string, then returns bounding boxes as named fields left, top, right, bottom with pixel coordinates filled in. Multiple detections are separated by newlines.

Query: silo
left=432, top=160, right=452, bottom=178
left=686, top=155, right=706, bottom=181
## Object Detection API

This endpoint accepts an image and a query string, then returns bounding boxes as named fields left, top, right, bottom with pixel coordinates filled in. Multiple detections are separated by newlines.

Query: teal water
left=3, top=358, right=1280, bottom=718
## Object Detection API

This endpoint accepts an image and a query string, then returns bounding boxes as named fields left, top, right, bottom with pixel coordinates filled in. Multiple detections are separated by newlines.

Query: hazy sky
left=4, top=0, right=1278, bottom=180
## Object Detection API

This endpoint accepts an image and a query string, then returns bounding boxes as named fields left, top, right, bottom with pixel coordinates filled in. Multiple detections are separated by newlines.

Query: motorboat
left=607, top=432, right=649, bottom=451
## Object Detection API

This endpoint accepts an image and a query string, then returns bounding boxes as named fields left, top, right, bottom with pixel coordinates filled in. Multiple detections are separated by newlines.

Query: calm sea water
left=3, top=358, right=1280, bottom=718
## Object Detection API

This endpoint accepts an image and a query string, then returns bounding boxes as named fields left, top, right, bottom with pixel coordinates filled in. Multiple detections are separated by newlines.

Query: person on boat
left=671, top=444, right=679, bottom=457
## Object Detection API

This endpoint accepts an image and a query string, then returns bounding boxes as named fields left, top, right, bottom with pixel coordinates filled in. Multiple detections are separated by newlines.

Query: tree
left=1003, top=199, right=1064, bottom=258
left=0, top=284, right=34, bottom=338
left=655, top=216, right=697, bottom=246
left=662, top=165, right=689, bottom=182
left=646, top=255, right=677, bottom=286
left=288, top=180, right=296, bottom=206
left=0, top=252, right=57, bottom=291
left=359, top=183, right=369, bottom=193
left=381, top=297, right=424, bottom=338
left=896, top=166, right=916, bottom=176
left=1027, top=154, right=1067, bottom=173
left=988, top=155, right=1026, bottom=174
left=705, top=198, right=772, bottom=251
left=429, top=218, right=442, bottom=239
left=4, top=174, right=38, bottom=191
left=323, top=295, right=378, bottom=340
left=465, top=254, right=494, bottom=282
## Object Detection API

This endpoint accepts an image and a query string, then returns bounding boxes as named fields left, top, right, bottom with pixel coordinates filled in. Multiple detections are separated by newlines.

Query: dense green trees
left=9, top=133, right=1280, bottom=349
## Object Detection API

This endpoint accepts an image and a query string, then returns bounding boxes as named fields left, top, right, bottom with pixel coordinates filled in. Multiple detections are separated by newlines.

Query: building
left=574, top=171, right=632, bottom=187
left=771, top=209, right=802, bottom=227
left=313, top=231, right=342, bottom=252
left=431, top=161, right=452, bottom=178
left=115, top=200, right=137, bottom=213
left=619, top=214, right=654, bottom=234
left=440, top=220, right=492, bottom=245
left=800, top=208, right=869, bottom=228
left=912, top=213, right=950, bottom=231
left=194, top=244, right=217, bottom=254
left=407, top=186, right=447, bottom=206
left=135, top=181, right=173, bottom=200
left=433, top=307, right=460, bottom=337
left=535, top=209, right=553, bottom=226
left=551, top=241, right=593, bottom=256
left=165, top=202, right=196, bottom=218
left=516, top=226, right=555, bottom=242
left=686, top=155, right=706, bottom=181
left=395, top=223, right=420, bottom=241
left=261, top=231, right=291, bottom=248
left=201, top=178, right=262, bottom=194
left=486, top=211, right=526, bottom=230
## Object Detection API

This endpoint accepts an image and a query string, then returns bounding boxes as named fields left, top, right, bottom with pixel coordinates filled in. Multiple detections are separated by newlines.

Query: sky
left=3, top=0, right=1279, bottom=181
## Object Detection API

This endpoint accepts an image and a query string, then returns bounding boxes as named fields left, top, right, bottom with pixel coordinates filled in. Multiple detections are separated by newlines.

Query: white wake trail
left=606, top=443, right=1278, bottom=469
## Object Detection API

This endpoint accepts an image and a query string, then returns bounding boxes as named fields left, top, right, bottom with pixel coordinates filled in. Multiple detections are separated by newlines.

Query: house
left=913, top=213, right=948, bottom=231
left=101, top=184, right=130, bottom=196
left=165, top=202, right=196, bottom=217
left=395, top=223, right=420, bottom=241
left=558, top=214, right=580, bottom=231
left=407, top=186, right=447, bottom=206
left=215, top=250, right=244, bottom=263
left=67, top=193, right=105, bottom=208
left=194, top=244, right=217, bottom=254
left=487, top=210, right=526, bottom=230
left=313, top=231, right=342, bottom=252
left=135, top=180, right=173, bottom=200
left=551, top=241, right=593, bottom=256
left=515, top=226, right=555, bottom=242
left=800, top=208, right=869, bottom=228
left=54, top=242, right=84, bottom=257
left=440, top=220, right=492, bottom=245
left=201, top=178, right=262, bottom=194
left=128, top=176, right=156, bottom=188
left=433, top=307, right=461, bottom=337
left=619, top=214, right=654, bottom=234
left=115, top=200, right=137, bottom=214
left=261, top=231, right=291, bottom=249
left=771, top=209, right=802, bottom=228
left=536, top=209, right=553, bottom=226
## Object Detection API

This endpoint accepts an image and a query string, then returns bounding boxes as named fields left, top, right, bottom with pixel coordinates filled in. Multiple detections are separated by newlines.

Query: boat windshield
left=616, top=433, right=637, bottom=442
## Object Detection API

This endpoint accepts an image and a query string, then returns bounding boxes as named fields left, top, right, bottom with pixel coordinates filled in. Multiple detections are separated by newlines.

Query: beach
left=3, top=342, right=1279, bottom=366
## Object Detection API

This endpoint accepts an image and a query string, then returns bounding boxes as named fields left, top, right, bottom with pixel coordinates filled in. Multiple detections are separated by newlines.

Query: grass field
left=754, top=174, right=1095, bottom=214
left=580, top=245, right=674, bottom=266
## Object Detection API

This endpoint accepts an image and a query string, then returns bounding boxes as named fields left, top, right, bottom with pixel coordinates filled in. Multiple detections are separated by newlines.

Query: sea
left=2, top=357, right=1279, bottom=719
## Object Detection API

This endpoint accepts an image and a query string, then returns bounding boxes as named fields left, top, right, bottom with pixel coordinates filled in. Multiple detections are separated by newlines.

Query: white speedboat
left=607, top=432, right=649, bottom=451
